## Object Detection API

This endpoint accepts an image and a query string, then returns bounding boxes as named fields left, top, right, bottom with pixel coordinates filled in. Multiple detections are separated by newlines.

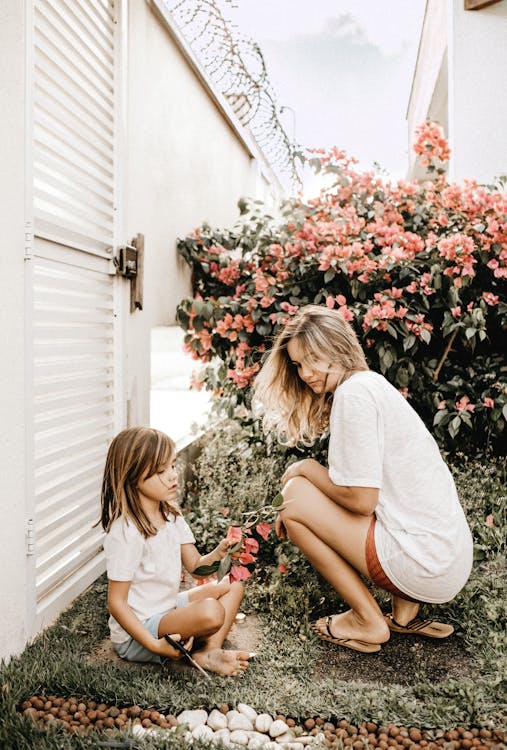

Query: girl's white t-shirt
left=103, top=514, right=195, bottom=643
left=328, top=371, right=473, bottom=603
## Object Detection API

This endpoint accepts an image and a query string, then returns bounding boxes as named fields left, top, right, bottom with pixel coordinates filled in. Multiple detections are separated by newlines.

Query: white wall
left=123, top=0, right=271, bottom=426
left=0, top=1, right=30, bottom=662
left=406, top=0, right=447, bottom=177
left=447, top=0, right=507, bottom=182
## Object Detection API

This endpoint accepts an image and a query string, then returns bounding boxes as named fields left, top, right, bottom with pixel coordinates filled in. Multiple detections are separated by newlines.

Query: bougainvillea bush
left=177, top=122, right=506, bottom=453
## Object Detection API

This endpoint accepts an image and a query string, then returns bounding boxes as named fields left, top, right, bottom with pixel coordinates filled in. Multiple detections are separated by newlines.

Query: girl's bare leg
left=280, top=477, right=390, bottom=645
left=158, top=583, right=250, bottom=676
left=186, top=578, right=230, bottom=603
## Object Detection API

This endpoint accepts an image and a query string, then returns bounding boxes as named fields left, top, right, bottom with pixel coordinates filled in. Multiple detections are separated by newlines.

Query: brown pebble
left=129, top=705, right=141, bottom=717
left=86, top=700, right=96, bottom=710
left=339, top=720, right=349, bottom=729
left=390, top=727, right=400, bottom=738
left=166, top=714, right=178, bottom=727
left=114, top=717, right=125, bottom=728
left=378, top=742, right=389, bottom=750
left=108, top=706, right=120, bottom=718
left=348, top=725, right=358, bottom=736
left=353, top=742, right=364, bottom=750
left=344, top=740, right=353, bottom=747
left=20, top=701, right=32, bottom=711
left=479, top=729, right=491, bottom=739
left=287, top=718, right=296, bottom=728
left=305, top=718, right=316, bottom=730
left=49, top=707, right=59, bottom=716
left=359, top=726, right=368, bottom=736
left=311, top=728, right=320, bottom=736
left=379, top=733, right=389, bottom=742
left=103, top=718, right=115, bottom=729
left=219, top=703, right=229, bottom=714
left=140, top=709, right=151, bottom=720
left=87, top=710, right=97, bottom=722
left=77, top=702, right=86, bottom=712
left=367, top=723, right=378, bottom=733
left=410, top=730, right=422, bottom=742
left=141, top=718, right=152, bottom=728
left=97, top=703, right=107, bottom=712
left=95, top=720, right=103, bottom=728
left=325, top=722, right=336, bottom=732
left=316, top=717, right=325, bottom=726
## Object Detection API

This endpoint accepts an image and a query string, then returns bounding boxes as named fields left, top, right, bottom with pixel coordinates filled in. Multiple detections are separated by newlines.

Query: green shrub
left=177, top=123, right=507, bottom=454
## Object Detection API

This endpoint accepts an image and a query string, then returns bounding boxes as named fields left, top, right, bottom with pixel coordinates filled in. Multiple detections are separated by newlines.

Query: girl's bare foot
left=314, top=609, right=390, bottom=644
left=192, top=648, right=251, bottom=676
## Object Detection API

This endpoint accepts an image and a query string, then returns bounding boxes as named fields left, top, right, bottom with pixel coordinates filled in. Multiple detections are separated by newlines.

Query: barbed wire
left=163, top=0, right=302, bottom=190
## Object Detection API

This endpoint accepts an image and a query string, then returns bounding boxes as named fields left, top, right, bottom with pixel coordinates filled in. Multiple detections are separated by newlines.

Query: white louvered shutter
left=31, top=0, right=118, bottom=629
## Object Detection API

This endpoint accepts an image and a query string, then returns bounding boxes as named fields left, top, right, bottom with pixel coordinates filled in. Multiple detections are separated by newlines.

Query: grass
left=0, top=437, right=505, bottom=749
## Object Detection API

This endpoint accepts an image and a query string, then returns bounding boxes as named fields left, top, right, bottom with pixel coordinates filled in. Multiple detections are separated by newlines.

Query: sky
left=229, top=0, right=426, bottom=189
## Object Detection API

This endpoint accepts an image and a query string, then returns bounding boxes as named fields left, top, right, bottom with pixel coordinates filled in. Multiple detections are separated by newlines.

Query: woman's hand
left=275, top=514, right=287, bottom=540
left=281, top=458, right=317, bottom=487
left=154, top=634, right=194, bottom=660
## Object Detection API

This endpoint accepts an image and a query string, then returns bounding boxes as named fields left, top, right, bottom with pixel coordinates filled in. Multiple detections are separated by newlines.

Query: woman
left=253, top=305, right=473, bottom=653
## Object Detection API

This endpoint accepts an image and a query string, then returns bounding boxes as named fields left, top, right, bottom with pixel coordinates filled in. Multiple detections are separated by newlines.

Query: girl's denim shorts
left=113, top=591, right=190, bottom=664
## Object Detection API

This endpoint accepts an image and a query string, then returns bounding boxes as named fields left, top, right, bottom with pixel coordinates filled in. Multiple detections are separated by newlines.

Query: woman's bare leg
left=391, top=594, right=420, bottom=625
left=280, top=477, right=390, bottom=644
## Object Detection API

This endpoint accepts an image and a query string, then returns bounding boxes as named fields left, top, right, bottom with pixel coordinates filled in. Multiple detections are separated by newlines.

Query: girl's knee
left=199, top=598, right=225, bottom=631
left=280, top=478, right=311, bottom=521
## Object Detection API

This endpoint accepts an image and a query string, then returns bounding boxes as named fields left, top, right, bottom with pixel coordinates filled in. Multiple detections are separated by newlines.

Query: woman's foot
left=192, top=648, right=251, bottom=676
left=314, top=609, right=390, bottom=645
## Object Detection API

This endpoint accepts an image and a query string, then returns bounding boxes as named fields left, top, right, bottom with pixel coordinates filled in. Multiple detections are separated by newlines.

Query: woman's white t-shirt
left=103, top=514, right=195, bottom=643
left=328, top=371, right=473, bottom=603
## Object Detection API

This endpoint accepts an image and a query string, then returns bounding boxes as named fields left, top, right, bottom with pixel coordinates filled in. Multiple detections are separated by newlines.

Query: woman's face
left=287, top=338, right=342, bottom=393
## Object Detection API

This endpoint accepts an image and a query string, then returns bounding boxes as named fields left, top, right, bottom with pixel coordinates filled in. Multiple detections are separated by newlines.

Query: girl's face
left=287, top=338, right=343, bottom=394
left=136, top=454, right=178, bottom=505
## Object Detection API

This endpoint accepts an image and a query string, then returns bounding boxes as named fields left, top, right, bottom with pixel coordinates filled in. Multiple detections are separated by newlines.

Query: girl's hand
left=281, top=459, right=315, bottom=487
left=215, top=538, right=236, bottom=559
left=155, top=634, right=194, bottom=660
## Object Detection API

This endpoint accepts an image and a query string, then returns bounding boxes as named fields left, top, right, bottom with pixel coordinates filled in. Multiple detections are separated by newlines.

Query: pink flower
left=456, top=396, right=475, bottom=413
left=243, top=536, right=259, bottom=554
left=278, top=564, right=288, bottom=574
left=483, top=397, right=494, bottom=408
left=256, top=522, right=273, bottom=541
left=485, top=514, right=495, bottom=528
left=239, top=551, right=256, bottom=565
left=482, top=292, right=499, bottom=306
left=451, top=306, right=461, bottom=318
left=437, top=400, right=447, bottom=410
left=229, top=565, right=251, bottom=582
left=226, top=526, right=242, bottom=542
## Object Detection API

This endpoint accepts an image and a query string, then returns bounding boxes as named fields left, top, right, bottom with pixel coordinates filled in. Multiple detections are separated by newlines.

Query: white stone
left=208, top=709, right=229, bottom=731
left=255, top=714, right=274, bottom=734
left=281, top=744, right=304, bottom=750
left=263, top=743, right=280, bottom=750
left=193, top=725, right=215, bottom=741
left=274, top=731, right=295, bottom=743
left=227, top=710, right=241, bottom=722
left=177, top=709, right=208, bottom=731
left=213, top=728, right=232, bottom=746
left=237, top=703, right=258, bottom=722
left=132, top=724, right=146, bottom=737
left=298, top=737, right=318, bottom=745
left=248, top=732, right=270, bottom=747
left=230, top=729, right=250, bottom=746
left=269, top=721, right=290, bottom=738
left=229, top=714, right=254, bottom=732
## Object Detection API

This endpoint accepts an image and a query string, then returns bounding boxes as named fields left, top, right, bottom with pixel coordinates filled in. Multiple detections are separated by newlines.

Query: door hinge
left=26, top=518, right=35, bottom=556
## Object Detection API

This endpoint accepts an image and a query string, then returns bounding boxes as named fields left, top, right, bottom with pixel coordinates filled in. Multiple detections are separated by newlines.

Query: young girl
left=99, top=426, right=252, bottom=676
left=253, top=305, right=473, bottom=653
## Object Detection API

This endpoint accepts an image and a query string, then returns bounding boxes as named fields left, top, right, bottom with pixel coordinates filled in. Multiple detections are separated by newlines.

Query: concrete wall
left=407, top=0, right=507, bottom=183
left=123, top=0, right=273, bottom=426
left=447, top=0, right=507, bottom=182
left=406, top=0, right=447, bottom=177
left=0, top=0, right=30, bottom=661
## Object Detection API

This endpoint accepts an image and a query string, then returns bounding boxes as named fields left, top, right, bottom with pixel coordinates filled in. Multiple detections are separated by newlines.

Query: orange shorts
left=365, top=516, right=419, bottom=602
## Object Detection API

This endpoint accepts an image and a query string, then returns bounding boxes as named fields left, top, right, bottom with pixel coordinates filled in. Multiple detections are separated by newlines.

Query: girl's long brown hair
left=99, top=426, right=180, bottom=537
left=252, top=305, right=368, bottom=445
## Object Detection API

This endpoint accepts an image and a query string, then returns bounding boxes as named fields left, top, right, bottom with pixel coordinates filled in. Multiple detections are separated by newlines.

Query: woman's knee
left=280, top=477, right=314, bottom=522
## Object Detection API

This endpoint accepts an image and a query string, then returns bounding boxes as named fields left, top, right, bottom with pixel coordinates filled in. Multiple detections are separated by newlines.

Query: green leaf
left=448, top=415, right=461, bottom=439
left=216, top=554, right=232, bottom=582
left=420, top=328, right=431, bottom=344
left=502, top=404, right=507, bottom=421
left=324, top=268, right=335, bottom=283
left=192, top=562, right=220, bottom=577
left=433, top=409, right=448, bottom=426
left=403, top=334, right=416, bottom=352
left=465, top=327, right=476, bottom=340
left=386, top=324, right=398, bottom=339
left=272, top=492, right=284, bottom=508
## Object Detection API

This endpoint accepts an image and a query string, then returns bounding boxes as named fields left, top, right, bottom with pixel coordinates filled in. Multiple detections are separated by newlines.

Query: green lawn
left=0, top=427, right=505, bottom=749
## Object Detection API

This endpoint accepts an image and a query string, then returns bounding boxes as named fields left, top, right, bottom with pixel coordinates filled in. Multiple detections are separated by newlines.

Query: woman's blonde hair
left=252, top=305, right=368, bottom=445
left=99, top=426, right=180, bottom=537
